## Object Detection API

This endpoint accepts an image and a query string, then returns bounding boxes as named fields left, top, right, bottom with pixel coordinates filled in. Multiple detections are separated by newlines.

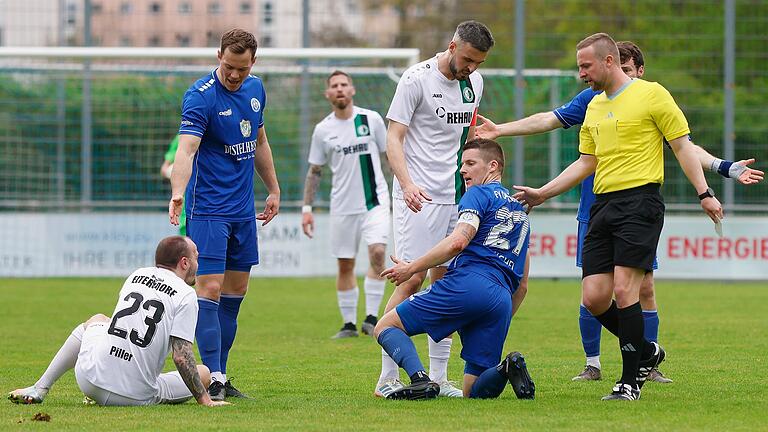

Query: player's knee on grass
left=197, top=365, right=211, bottom=389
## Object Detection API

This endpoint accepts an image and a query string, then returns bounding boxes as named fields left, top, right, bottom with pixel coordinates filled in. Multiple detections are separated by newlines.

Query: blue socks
left=196, top=298, right=222, bottom=374
left=579, top=304, right=602, bottom=358
left=219, top=295, right=244, bottom=375
left=643, top=309, right=659, bottom=343
left=469, top=366, right=507, bottom=399
left=377, top=328, right=426, bottom=378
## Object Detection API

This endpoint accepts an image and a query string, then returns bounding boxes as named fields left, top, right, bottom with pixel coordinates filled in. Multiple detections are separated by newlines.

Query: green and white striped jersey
left=308, top=106, right=389, bottom=215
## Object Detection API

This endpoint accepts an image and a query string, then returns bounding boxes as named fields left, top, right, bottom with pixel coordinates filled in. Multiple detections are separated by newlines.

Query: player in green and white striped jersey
left=302, top=70, right=390, bottom=340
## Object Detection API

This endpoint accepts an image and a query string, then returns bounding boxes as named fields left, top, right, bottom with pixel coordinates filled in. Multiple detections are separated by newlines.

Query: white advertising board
left=0, top=213, right=766, bottom=280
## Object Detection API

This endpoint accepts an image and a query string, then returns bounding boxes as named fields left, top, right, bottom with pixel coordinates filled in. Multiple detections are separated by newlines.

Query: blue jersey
left=452, top=182, right=530, bottom=292
left=553, top=88, right=600, bottom=222
left=179, top=70, right=267, bottom=221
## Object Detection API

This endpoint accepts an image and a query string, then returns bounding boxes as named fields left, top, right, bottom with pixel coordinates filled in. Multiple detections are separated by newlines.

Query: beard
left=332, top=99, right=349, bottom=110
left=449, top=56, right=470, bottom=80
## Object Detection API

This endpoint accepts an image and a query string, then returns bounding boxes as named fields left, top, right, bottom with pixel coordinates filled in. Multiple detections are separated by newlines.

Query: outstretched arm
left=170, top=336, right=227, bottom=406
left=692, top=144, right=764, bottom=185
left=513, top=154, right=597, bottom=208
left=475, top=112, right=563, bottom=140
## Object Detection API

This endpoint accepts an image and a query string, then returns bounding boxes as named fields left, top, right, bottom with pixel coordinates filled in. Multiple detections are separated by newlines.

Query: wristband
left=302, top=205, right=312, bottom=214
left=717, top=160, right=733, bottom=178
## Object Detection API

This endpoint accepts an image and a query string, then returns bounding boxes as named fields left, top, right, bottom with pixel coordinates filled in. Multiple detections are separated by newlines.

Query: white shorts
left=393, top=198, right=458, bottom=263
left=74, top=323, right=193, bottom=406
left=330, top=204, right=390, bottom=259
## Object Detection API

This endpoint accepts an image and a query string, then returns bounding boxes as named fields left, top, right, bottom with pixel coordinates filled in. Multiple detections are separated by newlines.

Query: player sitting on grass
left=375, top=138, right=534, bottom=400
left=9, top=236, right=228, bottom=407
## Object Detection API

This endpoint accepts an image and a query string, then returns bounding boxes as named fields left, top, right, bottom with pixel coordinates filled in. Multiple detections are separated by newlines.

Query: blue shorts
left=576, top=220, right=658, bottom=270
left=396, top=270, right=513, bottom=370
left=187, top=218, right=259, bottom=275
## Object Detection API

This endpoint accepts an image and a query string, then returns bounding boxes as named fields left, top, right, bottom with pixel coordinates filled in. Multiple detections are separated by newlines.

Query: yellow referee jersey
left=579, top=79, right=690, bottom=194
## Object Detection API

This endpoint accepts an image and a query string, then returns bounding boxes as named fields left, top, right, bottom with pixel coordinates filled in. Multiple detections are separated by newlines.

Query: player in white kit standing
left=375, top=20, right=494, bottom=398
left=302, top=70, right=391, bottom=339
left=9, top=236, right=227, bottom=407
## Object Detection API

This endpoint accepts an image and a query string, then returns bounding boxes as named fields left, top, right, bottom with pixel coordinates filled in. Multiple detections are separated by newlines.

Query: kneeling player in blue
left=375, top=138, right=534, bottom=400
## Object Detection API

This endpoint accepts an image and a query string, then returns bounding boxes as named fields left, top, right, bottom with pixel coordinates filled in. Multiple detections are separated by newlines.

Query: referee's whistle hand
left=701, top=196, right=724, bottom=223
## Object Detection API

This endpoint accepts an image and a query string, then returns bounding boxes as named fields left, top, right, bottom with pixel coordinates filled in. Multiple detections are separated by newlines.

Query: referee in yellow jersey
left=514, top=32, right=723, bottom=401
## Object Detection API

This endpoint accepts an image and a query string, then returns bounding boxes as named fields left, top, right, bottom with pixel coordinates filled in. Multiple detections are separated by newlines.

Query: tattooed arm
left=171, top=336, right=227, bottom=406
left=301, top=164, right=323, bottom=238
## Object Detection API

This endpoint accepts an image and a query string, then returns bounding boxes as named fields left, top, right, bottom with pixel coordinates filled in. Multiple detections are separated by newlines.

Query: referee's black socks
left=618, top=302, right=644, bottom=386
left=593, top=300, right=620, bottom=337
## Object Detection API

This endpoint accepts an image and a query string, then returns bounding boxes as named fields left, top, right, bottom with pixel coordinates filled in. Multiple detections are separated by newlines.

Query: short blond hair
left=576, top=33, right=619, bottom=61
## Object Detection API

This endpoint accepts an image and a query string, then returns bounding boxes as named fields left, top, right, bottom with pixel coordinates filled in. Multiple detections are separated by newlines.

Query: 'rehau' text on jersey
left=387, top=55, right=483, bottom=205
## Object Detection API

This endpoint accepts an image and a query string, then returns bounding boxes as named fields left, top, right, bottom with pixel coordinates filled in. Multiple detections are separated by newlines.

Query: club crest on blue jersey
left=250, top=98, right=261, bottom=112
left=240, top=119, right=252, bottom=138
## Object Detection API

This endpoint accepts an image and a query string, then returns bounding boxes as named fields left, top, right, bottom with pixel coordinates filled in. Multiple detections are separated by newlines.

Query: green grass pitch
left=1, top=277, right=766, bottom=431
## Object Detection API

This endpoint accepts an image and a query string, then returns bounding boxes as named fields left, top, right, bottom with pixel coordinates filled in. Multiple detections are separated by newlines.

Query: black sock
left=618, top=302, right=644, bottom=386
left=410, top=370, right=429, bottom=384
left=593, top=300, right=619, bottom=337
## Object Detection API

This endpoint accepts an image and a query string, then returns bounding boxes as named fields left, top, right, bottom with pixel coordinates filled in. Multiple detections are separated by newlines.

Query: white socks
left=428, top=336, right=452, bottom=383
left=379, top=348, right=400, bottom=382
left=337, top=287, right=359, bottom=324
left=211, top=371, right=225, bottom=383
left=379, top=337, right=454, bottom=384
left=586, top=356, right=601, bottom=370
left=35, top=324, right=85, bottom=393
left=364, top=277, right=386, bottom=317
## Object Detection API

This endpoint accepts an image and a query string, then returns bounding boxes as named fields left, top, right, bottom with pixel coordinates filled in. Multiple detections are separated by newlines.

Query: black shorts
left=582, top=183, right=664, bottom=278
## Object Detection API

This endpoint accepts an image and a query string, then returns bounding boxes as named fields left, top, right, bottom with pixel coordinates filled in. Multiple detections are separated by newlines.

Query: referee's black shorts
left=582, top=183, right=664, bottom=278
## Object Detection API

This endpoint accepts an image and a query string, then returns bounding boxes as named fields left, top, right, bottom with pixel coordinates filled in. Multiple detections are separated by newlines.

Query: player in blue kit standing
left=476, top=40, right=763, bottom=384
left=169, top=28, right=280, bottom=401
left=374, top=138, right=534, bottom=400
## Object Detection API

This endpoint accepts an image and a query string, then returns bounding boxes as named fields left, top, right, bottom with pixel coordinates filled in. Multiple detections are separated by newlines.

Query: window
left=263, top=1, right=273, bottom=24
left=178, top=2, right=191, bottom=14
left=239, top=2, right=252, bottom=14
left=208, top=2, right=221, bottom=14
left=66, top=3, right=77, bottom=25
left=119, top=35, right=132, bottom=46
left=206, top=31, right=219, bottom=47
left=262, top=35, right=272, bottom=47
left=149, top=2, right=161, bottom=14
left=148, top=35, right=161, bottom=47
left=119, top=2, right=132, bottom=14
left=177, top=34, right=191, bottom=47
left=91, top=3, right=103, bottom=14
